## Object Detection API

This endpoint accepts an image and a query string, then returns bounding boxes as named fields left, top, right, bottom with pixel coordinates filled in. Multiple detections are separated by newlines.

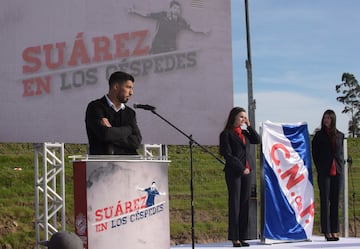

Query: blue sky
left=231, top=0, right=360, bottom=136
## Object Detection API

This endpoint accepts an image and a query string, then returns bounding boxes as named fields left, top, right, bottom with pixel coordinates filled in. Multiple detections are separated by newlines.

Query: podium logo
left=92, top=181, right=167, bottom=233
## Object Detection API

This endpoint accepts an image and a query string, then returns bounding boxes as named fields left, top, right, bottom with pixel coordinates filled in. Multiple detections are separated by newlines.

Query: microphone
left=133, top=103, right=156, bottom=111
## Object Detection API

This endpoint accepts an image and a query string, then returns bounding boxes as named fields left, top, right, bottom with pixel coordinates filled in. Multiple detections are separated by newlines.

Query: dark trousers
left=317, top=174, right=342, bottom=234
left=225, top=171, right=251, bottom=240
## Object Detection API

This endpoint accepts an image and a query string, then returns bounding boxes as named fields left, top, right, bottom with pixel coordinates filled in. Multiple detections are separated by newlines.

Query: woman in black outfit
left=312, top=109, right=344, bottom=241
left=219, top=107, right=260, bottom=247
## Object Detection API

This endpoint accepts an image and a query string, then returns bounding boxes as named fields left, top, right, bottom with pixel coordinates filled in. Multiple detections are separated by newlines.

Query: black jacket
left=219, top=126, right=260, bottom=176
left=85, top=96, right=142, bottom=155
left=312, top=129, right=344, bottom=176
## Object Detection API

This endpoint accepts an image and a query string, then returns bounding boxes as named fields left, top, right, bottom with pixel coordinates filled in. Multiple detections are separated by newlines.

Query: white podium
left=73, top=156, right=170, bottom=249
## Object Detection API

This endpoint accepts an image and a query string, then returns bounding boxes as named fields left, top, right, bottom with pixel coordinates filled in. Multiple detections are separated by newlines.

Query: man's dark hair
left=170, top=0, right=181, bottom=8
left=108, top=71, right=134, bottom=86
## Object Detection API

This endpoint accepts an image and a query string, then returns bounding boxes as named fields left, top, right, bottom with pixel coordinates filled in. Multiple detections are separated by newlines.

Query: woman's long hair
left=222, top=107, right=246, bottom=131
left=219, top=107, right=246, bottom=156
left=321, top=109, right=337, bottom=152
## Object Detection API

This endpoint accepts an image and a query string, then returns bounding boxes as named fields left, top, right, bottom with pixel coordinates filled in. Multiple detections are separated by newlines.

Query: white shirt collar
left=105, top=95, right=125, bottom=112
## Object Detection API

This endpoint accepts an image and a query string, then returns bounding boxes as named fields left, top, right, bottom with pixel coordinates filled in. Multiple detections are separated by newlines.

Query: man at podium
left=85, top=71, right=142, bottom=155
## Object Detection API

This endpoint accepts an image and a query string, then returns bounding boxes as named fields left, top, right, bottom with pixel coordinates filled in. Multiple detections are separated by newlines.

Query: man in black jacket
left=85, top=71, right=142, bottom=155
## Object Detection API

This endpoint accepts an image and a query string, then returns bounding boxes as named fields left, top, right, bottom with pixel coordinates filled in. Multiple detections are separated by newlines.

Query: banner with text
left=0, top=0, right=233, bottom=145
left=261, top=121, right=314, bottom=241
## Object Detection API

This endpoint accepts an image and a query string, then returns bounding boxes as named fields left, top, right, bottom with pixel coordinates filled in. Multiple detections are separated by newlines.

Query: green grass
left=0, top=139, right=359, bottom=248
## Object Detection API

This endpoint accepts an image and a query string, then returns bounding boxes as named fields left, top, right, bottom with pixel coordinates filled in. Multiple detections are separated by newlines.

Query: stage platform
left=172, top=236, right=360, bottom=248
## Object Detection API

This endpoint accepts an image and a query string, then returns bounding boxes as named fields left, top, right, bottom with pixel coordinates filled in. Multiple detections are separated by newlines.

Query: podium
left=73, top=156, right=170, bottom=249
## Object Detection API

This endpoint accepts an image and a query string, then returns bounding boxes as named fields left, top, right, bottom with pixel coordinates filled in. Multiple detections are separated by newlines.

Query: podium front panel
left=73, top=159, right=170, bottom=249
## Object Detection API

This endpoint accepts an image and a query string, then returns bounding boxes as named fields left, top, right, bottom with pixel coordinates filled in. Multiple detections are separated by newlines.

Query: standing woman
left=312, top=109, right=345, bottom=241
left=219, top=107, right=260, bottom=247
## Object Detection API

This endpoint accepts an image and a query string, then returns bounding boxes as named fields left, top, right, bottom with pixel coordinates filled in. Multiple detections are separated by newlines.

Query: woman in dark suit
left=312, top=109, right=344, bottom=241
left=219, top=107, right=260, bottom=247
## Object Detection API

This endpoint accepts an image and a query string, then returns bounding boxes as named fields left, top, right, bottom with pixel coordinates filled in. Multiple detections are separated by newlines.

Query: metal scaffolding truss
left=34, top=142, right=66, bottom=248
left=141, top=144, right=168, bottom=160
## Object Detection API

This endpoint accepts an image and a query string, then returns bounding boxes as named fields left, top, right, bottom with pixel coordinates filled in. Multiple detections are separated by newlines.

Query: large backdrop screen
left=1, top=0, right=233, bottom=145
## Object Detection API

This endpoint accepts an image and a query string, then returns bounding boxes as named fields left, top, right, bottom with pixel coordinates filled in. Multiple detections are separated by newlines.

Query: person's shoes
left=331, top=233, right=340, bottom=241
left=232, top=240, right=242, bottom=247
left=325, top=233, right=332, bottom=241
left=240, top=241, right=250, bottom=247
left=325, top=233, right=337, bottom=241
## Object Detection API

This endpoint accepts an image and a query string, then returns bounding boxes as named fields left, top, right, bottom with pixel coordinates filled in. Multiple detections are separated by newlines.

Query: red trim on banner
left=73, top=161, right=88, bottom=249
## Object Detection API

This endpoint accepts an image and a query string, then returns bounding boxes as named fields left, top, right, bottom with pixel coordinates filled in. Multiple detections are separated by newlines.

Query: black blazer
left=85, top=96, right=142, bottom=155
left=312, top=129, right=345, bottom=176
left=219, top=126, right=260, bottom=176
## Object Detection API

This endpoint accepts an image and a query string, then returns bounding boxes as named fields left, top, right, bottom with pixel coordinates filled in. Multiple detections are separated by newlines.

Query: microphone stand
left=147, top=109, right=225, bottom=249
